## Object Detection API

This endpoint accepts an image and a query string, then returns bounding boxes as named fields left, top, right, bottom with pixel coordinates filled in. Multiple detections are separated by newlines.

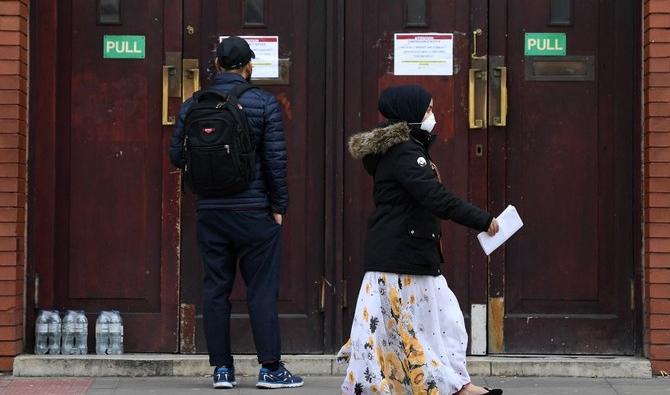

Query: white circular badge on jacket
left=417, top=157, right=427, bottom=167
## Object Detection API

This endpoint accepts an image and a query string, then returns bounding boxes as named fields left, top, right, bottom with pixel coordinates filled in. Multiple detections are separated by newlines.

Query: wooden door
left=487, top=0, right=639, bottom=354
left=28, top=0, right=182, bottom=351
left=343, top=0, right=489, bottom=353
left=179, top=0, right=327, bottom=354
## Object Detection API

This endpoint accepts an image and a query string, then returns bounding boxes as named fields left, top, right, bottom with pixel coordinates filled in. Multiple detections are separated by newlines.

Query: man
left=169, top=36, right=302, bottom=390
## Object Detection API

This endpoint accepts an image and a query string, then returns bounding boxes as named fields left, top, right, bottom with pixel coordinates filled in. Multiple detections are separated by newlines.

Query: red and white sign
left=394, top=33, right=454, bottom=76
left=219, top=36, right=279, bottom=79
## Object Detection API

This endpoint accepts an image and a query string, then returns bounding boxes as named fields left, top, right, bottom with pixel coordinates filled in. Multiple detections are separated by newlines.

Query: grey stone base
left=12, top=354, right=652, bottom=378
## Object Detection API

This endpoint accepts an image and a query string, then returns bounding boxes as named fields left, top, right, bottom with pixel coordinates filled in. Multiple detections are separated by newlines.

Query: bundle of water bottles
left=34, top=310, right=124, bottom=355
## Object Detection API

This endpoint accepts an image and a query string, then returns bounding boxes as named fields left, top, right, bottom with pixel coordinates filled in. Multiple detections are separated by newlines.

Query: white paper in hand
left=477, top=205, right=523, bottom=255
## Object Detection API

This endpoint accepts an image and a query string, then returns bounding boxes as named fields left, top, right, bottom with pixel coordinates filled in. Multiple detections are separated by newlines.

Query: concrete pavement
left=1, top=376, right=670, bottom=394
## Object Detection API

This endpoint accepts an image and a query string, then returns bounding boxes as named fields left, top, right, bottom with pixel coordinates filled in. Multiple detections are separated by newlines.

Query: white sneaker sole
left=256, top=381, right=304, bottom=389
left=213, top=381, right=237, bottom=389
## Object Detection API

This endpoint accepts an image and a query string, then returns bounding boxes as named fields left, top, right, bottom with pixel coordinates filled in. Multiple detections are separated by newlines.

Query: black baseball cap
left=217, top=36, right=256, bottom=69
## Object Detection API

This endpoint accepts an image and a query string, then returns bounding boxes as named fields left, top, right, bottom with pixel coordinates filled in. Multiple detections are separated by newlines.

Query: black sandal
left=484, top=388, right=503, bottom=395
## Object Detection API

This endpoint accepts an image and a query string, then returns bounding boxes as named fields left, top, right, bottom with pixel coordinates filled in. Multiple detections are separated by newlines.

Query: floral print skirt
left=337, top=272, right=471, bottom=395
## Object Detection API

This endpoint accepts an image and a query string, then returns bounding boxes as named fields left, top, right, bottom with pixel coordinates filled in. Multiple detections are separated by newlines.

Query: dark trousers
left=197, top=209, right=282, bottom=367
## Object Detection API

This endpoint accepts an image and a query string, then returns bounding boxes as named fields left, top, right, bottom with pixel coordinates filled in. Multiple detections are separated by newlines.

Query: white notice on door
left=394, top=33, right=453, bottom=76
left=219, top=36, right=279, bottom=79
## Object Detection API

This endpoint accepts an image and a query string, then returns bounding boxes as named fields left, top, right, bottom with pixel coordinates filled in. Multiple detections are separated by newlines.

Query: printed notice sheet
left=219, top=36, right=279, bottom=78
left=394, top=33, right=453, bottom=76
left=477, top=205, right=524, bottom=256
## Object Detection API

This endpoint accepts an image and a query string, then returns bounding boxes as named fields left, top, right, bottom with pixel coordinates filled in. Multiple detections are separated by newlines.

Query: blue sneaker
left=213, top=366, right=236, bottom=389
left=256, top=362, right=304, bottom=389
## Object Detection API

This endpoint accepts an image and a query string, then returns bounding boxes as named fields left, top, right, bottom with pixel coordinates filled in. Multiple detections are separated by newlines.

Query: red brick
left=650, top=329, right=670, bottom=344
left=648, top=58, right=670, bottom=73
left=648, top=73, right=670, bottom=87
left=649, top=28, right=670, bottom=44
left=0, top=119, right=25, bottom=135
left=0, top=91, right=25, bottom=107
left=0, top=309, right=23, bottom=326
left=649, top=87, right=670, bottom=102
left=650, top=313, right=670, bottom=329
left=648, top=193, right=670, bottom=207
left=648, top=147, right=670, bottom=162
left=0, top=339, right=21, bottom=355
left=0, top=104, right=17, bottom=119
left=650, top=300, right=670, bottom=315
left=0, top=46, right=24, bottom=63
left=0, top=208, right=23, bottom=223
left=0, top=295, right=19, bottom=310
left=0, top=255, right=23, bottom=268
left=0, top=237, right=22, bottom=253
left=0, top=76, right=25, bottom=93
left=651, top=360, right=670, bottom=375
left=647, top=252, right=670, bottom=268
left=0, top=149, right=25, bottom=164
left=0, top=3, right=27, bottom=18
left=651, top=344, right=670, bottom=360
left=0, top=280, right=20, bottom=296
left=0, top=325, right=21, bottom=341
left=0, top=193, right=24, bottom=208
left=0, top=179, right=23, bottom=194
left=648, top=223, right=670, bottom=237
left=649, top=118, right=670, bottom=131
left=0, top=222, right=22, bottom=237
left=652, top=284, right=670, bottom=300
left=648, top=178, right=670, bottom=193
left=0, top=355, right=13, bottom=371
left=0, top=266, right=22, bottom=281
left=0, top=16, right=27, bottom=32
left=648, top=208, right=670, bottom=222
left=649, top=44, right=670, bottom=58
left=647, top=14, right=670, bottom=28
left=0, top=165, right=23, bottom=179
left=650, top=103, right=670, bottom=116
left=0, top=134, right=24, bottom=149
left=0, top=31, right=25, bottom=48
left=648, top=133, right=670, bottom=146
left=648, top=238, right=670, bottom=252
left=649, top=269, right=670, bottom=283
left=649, top=163, right=670, bottom=177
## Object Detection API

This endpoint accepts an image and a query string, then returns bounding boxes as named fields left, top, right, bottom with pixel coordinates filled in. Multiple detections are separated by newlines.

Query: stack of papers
left=477, top=205, right=524, bottom=255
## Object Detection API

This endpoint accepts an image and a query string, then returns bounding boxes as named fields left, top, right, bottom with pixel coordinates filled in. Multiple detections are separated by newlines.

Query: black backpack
left=182, top=84, right=257, bottom=197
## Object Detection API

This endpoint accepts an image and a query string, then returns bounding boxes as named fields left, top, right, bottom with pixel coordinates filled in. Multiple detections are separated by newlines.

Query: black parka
left=349, top=122, right=493, bottom=276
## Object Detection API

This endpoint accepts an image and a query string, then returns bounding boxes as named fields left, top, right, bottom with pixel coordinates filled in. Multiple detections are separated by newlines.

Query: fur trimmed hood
left=348, top=122, right=411, bottom=160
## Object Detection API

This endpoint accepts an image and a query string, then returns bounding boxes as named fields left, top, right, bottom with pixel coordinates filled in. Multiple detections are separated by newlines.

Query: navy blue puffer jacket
left=169, top=73, right=288, bottom=214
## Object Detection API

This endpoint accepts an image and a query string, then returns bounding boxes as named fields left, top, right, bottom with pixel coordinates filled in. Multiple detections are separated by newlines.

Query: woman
left=338, top=85, right=502, bottom=395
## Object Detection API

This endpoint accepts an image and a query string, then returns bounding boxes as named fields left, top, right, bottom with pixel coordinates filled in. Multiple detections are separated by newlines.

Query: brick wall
left=645, top=0, right=670, bottom=375
left=0, top=0, right=27, bottom=372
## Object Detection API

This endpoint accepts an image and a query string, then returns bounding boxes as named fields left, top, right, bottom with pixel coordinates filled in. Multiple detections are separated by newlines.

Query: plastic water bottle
left=108, top=311, right=123, bottom=355
left=76, top=311, right=88, bottom=355
left=47, top=310, right=61, bottom=354
left=34, top=310, right=49, bottom=355
left=61, top=310, right=78, bottom=354
left=95, top=311, right=111, bottom=355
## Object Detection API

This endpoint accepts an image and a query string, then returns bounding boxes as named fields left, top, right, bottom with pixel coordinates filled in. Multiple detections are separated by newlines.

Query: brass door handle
left=469, top=68, right=485, bottom=129
left=493, top=66, right=508, bottom=127
left=472, top=28, right=486, bottom=60
left=182, top=59, right=200, bottom=103
left=162, top=65, right=176, bottom=125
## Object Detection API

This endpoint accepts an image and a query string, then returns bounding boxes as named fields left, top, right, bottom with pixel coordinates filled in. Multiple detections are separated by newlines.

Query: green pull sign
left=525, top=33, right=566, bottom=56
left=103, top=35, right=145, bottom=59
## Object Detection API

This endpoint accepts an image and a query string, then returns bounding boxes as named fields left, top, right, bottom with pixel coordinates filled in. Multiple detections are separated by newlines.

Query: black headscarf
left=378, top=85, right=435, bottom=147
left=378, top=85, right=432, bottom=125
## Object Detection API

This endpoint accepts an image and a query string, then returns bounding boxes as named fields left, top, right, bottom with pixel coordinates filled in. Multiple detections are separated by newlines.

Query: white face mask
left=420, top=113, right=436, bottom=133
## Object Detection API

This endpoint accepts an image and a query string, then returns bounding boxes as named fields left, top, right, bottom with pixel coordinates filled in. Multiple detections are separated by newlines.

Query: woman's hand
left=488, top=218, right=499, bottom=236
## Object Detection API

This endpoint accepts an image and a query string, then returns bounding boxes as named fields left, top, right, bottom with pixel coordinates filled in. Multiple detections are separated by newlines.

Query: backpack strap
left=193, top=88, right=227, bottom=103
